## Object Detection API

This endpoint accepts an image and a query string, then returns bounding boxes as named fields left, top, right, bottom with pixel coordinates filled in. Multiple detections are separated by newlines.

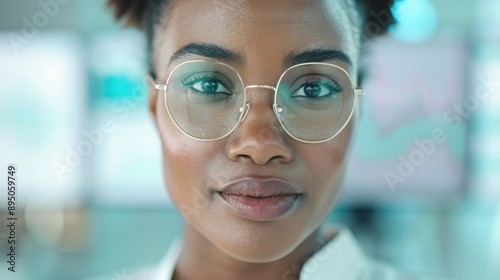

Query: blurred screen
left=343, top=33, right=467, bottom=204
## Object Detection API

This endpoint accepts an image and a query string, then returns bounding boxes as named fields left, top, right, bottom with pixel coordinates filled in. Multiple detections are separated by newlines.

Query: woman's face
left=150, top=0, right=360, bottom=262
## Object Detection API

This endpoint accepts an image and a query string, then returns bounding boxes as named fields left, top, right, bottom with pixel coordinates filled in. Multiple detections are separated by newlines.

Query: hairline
left=147, top=0, right=364, bottom=79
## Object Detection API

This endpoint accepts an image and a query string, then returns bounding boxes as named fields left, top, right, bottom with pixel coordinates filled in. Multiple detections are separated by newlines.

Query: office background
left=0, top=0, right=499, bottom=279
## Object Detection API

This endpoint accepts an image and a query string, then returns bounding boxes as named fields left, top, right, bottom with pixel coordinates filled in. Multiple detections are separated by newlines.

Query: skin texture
left=147, top=0, right=361, bottom=279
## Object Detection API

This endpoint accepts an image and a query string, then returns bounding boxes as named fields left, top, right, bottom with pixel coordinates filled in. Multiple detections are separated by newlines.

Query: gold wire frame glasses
left=154, top=60, right=364, bottom=144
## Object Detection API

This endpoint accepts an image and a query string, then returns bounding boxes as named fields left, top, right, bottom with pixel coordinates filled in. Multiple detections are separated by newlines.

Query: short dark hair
left=108, top=0, right=397, bottom=32
left=107, top=0, right=398, bottom=78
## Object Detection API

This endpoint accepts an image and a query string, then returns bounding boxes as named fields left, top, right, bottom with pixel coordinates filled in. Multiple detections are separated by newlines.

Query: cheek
left=155, top=96, right=220, bottom=216
left=298, top=120, right=354, bottom=214
left=301, top=120, right=352, bottom=177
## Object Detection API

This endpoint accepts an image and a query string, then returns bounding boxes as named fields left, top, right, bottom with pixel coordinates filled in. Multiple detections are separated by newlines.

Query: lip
left=217, top=177, right=303, bottom=221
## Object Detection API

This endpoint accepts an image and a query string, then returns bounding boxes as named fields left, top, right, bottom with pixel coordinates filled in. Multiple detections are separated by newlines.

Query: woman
left=105, top=0, right=435, bottom=279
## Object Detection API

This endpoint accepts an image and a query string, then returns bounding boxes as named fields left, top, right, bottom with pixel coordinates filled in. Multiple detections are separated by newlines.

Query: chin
left=204, top=220, right=308, bottom=263
left=218, top=239, right=299, bottom=263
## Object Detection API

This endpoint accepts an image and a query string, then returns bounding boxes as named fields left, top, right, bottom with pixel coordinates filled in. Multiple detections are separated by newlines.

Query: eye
left=290, top=79, right=342, bottom=100
left=182, top=73, right=232, bottom=95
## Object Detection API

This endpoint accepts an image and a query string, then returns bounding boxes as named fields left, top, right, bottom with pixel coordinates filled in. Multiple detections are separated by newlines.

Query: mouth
left=216, top=177, right=303, bottom=221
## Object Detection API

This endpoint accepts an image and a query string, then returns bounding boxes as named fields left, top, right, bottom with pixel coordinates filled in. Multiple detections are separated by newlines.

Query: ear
left=147, top=74, right=158, bottom=124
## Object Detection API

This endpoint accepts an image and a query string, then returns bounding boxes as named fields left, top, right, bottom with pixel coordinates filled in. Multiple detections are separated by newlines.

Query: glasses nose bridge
left=244, top=84, right=276, bottom=91
left=243, top=84, right=277, bottom=104
left=239, top=84, right=278, bottom=124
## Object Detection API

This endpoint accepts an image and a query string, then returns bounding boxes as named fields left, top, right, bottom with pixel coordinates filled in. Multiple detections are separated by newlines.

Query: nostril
left=269, top=155, right=287, bottom=163
left=239, top=154, right=253, bottom=161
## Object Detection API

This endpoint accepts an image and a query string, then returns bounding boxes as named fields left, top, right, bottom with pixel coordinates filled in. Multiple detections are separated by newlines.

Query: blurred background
left=0, top=0, right=498, bottom=279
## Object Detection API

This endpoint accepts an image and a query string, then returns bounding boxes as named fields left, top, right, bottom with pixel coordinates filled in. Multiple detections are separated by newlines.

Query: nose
left=226, top=88, right=293, bottom=165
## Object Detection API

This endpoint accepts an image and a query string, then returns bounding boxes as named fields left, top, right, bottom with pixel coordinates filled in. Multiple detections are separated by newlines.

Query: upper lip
left=217, top=177, right=302, bottom=197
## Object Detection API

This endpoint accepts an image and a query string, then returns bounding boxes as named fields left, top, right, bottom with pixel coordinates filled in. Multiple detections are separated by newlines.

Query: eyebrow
left=168, top=43, right=245, bottom=67
left=284, top=48, right=353, bottom=67
left=167, top=43, right=352, bottom=69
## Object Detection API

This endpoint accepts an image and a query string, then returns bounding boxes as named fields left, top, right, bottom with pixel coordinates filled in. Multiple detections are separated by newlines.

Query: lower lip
left=217, top=192, right=301, bottom=221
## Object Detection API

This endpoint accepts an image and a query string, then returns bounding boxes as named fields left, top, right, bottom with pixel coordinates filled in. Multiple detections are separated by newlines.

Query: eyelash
left=291, top=78, right=342, bottom=101
left=181, top=73, right=228, bottom=91
left=305, top=78, right=342, bottom=92
left=181, top=74, right=228, bottom=94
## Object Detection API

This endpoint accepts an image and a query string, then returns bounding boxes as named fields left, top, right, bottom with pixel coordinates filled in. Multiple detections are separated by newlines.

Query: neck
left=173, top=223, right=328, bottom=280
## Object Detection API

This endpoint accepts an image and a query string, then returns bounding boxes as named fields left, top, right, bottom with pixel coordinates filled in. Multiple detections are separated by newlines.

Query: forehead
left=154, top=0, right=360, bottom=75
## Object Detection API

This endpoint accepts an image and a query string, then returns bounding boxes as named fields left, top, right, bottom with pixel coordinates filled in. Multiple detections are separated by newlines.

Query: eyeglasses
left=154, top=60, right=364, bottom=143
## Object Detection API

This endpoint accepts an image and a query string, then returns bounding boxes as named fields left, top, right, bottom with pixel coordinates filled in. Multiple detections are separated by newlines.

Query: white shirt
left=89, top=225, right=438, bottom=280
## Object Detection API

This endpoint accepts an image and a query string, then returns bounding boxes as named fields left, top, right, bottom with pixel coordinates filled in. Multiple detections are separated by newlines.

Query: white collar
left=299, top=225, right=368, bottom=280
left=150, top=225, right=369, bottom=280
left=150, top=234, right=183, bottom=280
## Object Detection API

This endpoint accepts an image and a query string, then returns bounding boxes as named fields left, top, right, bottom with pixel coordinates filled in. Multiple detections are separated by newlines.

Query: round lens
left=275, top=63, right=355, bottom=142
left=165, top=61, right=245, bottom=140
